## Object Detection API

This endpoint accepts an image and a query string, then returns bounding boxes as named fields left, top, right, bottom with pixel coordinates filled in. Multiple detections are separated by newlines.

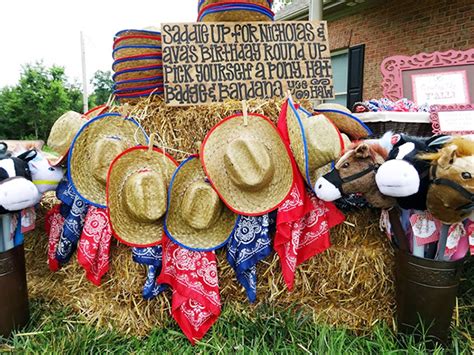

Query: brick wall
left=327, top=0, right=474, bottom=100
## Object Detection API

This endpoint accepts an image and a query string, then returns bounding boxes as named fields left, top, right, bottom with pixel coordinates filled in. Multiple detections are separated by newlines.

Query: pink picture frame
left=411, top=70, right=470, bottom=105
left=430, top=104, right=474, bottom=135
left=381, top=49, right=474, bottom=102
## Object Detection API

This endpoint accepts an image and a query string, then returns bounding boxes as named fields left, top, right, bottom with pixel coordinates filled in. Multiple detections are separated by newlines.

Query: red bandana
left=274, top=99, right=345, bottom=290
left=158, top=236, right=221, bottom=345
left=77, top=206, right=112, bottom=286
left=44, top=204, right=64, bottom=272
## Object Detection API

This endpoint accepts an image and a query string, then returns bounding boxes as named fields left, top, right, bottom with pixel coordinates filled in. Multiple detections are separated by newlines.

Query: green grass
left=0, top=301, right=470, bottom=354
left=1, top=259, right=472, bottom=354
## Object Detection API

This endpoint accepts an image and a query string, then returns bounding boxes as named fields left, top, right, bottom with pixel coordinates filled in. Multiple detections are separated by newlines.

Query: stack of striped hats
left=198, top=0, right=274, bottom=22
left=112, top=29, right=164, bottom=103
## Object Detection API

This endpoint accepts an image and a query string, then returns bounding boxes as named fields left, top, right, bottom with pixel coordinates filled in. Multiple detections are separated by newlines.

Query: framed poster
left=381, top=49, right=474, bottom=104
left=430, top=104, right=474, bottom=135
left=412, top=70, right=470, bottom=105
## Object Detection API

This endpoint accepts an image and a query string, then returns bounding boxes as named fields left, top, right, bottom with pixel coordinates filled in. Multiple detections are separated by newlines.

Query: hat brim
left=164, top=155, right=238, bottom=251
left=201, top=113, right=294, bottom=216
left=112, top=45, right=162, bottom=60
left=48, top=153, right=68, bottom=167
left=114, top=29, right=161, bottom=38
left=107, top=146, right=178, bottom=247
left=68, top=113, right=148, bottom=208
left=84, top=104, right=109, bottom=119
left=112, top=55, right=162, bottom=72
left=113, top=35, right=162, bottom=49
left=313, top=108, right=372, bottom=139
left=287, top=98, right=345, bottom=188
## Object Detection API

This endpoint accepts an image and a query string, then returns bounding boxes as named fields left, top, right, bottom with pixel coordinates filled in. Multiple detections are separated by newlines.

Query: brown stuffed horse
left=420, top=137, right=474, bottom=224
left=315, top=142, right=397, bottom=209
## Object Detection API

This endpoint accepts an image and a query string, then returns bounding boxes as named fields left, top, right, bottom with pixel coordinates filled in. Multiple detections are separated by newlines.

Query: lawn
left=1, top=259, right=472, bottom=354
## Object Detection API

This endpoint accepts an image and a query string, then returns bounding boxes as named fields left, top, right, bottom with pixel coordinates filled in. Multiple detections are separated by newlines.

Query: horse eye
left=48, top=167, right=55, bottom=171
left=342, top=162, right=350, bottom=169
left=461, top=172, right=471, bottom=179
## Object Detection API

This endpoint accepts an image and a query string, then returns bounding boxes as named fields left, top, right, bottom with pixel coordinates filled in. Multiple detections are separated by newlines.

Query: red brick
left=327, top=0, right=474, bottom=99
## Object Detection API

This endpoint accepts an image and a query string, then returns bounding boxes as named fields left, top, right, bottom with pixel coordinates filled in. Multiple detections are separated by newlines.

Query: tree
left=272, top=0, right=293, bottom=11
left=89, top=70, right=113, bottom=106
left=0, top=62, right=83, bottom=140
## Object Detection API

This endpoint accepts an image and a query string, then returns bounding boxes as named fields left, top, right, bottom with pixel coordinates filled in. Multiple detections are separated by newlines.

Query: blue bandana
left=55, top=178, right=89, bottom=264
left=226, top=213, right=275, bottom=303
left=132, top=245, right=167, bottom=300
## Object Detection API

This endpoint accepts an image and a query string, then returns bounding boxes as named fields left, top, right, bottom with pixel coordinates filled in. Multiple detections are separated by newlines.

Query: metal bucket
left=395, top=250, right=465, bottom=345
left=0, top=244, right=30, bottom=338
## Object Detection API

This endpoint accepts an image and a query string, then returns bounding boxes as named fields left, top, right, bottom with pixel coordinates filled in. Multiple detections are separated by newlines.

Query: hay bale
left=25, top=96, right=395, bottom=336
left=26, top=206, right=394, bottom=336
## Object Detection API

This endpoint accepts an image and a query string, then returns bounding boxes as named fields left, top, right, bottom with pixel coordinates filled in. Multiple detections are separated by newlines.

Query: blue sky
left=0, top=0, right=196, bottom=87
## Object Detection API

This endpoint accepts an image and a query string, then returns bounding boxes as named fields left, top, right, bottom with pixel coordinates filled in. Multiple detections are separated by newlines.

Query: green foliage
left=0, top=63, right=113, bottom=141
left=89, top=69, right=113, bottom=107
left=272, top=0, right=293, bottom=11
left=0, top=62, right=82, bottom=140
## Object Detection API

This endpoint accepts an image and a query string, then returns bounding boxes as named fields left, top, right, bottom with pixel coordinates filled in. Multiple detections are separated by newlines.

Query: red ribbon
left=274, top=99, right=345, bottom=290
left=158, top=236, right=221, bottom=345
left=77, top=206, right=112, bottom=286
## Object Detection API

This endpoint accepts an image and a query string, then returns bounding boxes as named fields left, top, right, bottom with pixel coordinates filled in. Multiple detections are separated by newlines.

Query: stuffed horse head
left=16, top=149, right=64, bottom=194
left=0, top=145, right=40, bottom=214
left=375, top=133, right=450, bottom=210
left=419, top=137, right=474, bottom=224
left=315, top=142, right=396, bottom=209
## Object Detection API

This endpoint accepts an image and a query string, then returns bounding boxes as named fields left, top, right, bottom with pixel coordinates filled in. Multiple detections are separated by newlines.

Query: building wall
left=327, top=0, right=474, bottom=100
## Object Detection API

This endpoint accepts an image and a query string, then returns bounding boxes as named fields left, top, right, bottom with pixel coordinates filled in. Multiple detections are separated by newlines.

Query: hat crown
left=123, top=170, right=166, bottom=222
left=92, top=136, right=125, bottom=185
left=47, top=111, right=85, bottom=155
left=180, top=181, right=222, bottom=230
left=224, top=138, right=274, bottom=191
left=316, top=103, right=351, bottom=114
left=304, top=115, right=341, bottom=169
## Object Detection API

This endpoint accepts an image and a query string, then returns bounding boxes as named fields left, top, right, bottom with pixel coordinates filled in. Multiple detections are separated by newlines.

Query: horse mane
left=419, top=137, right=474, bottom=162
left=369, top=143, right=389, bottom=160
left=451, top=137, right=474, bottom=157
left=347, top=141, right=388, bottom=160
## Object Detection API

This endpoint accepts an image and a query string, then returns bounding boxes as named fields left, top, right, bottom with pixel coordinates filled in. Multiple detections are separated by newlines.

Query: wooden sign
left=161, top=21, right=334, bottom=106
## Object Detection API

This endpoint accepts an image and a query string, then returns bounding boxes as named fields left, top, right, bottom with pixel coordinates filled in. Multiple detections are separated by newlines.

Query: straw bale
left=25, top=96, right=395, bottom=336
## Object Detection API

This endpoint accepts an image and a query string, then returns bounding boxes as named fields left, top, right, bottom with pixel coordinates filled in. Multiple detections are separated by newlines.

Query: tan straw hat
left=107, top=146, right=178, bottom=247
left=68, top=113, right=148, bottom=208
left=201, top=113, right=294, bottom=216
left=286, top=98, right=346, bottom=188
left=47, top=111, right=88, bottom=166
left=314, top=103, right=372, bottom=139
left=165, top=155, right=238, bottom=251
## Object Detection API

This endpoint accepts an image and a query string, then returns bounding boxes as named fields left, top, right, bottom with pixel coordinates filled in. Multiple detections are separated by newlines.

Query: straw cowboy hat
left=107, top=145, right=178, bottom=247
left=114, top=27, right=162, bottom=39
left=112, top=54, right=162, bottom=72
left=286, top=98, right=349, bottom=189
left=47, top=106, right=110, bottom=167
left=68, top=113, right=148, bottom=207
left=201, top=113, right=294, bottom=216
left=47, top=111, right=88, bottom=167
left=165, top=155, right=238, bottom=251
left=314, top=103, right=372, bottom=139
left=198, top=0, right=274, bottom=22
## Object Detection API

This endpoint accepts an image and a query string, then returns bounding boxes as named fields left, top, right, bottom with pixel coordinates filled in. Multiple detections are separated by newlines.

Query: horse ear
left=354, top=143, right=370, bottom=158
left=17, top=149, right=37, bottom=163
left=438, top=145, right=457, bottom=168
